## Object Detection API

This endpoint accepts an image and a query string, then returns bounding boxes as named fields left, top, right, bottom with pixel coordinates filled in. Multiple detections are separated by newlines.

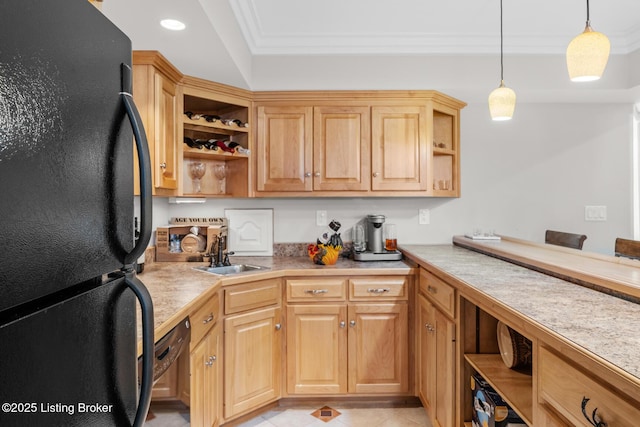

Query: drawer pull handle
left=305, top=289, right=328, bottom=294
left=581, top=397, right=607, bottom=427
left=367, top=288, right=390, bottom=294
left=427, top=285, right=437, bottom=294
left=425, top=323, right=435, bottom=332
left=349, top=320, right=356, bottom=327
left=340, top=321, right=346, bottom=328
left=202, top=313, right=214, bottom=324
left=275, top=323, right=282, bottom=331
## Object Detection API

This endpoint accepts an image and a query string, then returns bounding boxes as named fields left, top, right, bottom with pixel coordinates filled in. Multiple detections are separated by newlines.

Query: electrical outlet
left=419, top=209, right=430, bottom=225
left=316, top=210, right=327, bottom=226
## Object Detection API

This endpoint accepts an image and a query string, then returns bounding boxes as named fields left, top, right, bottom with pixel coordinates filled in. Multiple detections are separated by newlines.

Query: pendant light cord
left=586, top=0, right=590, bottom=23
left=500, top=0, right=504, bottom=82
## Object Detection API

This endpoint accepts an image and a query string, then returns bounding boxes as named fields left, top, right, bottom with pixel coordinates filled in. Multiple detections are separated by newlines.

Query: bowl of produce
left=308, top=243, right=341, bottom=265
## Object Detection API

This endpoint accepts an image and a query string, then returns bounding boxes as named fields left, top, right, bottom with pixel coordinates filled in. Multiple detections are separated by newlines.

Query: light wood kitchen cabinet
left=286, top=304, right=348, bottom=394
left=180, top=76, right=252, bottom=198
left=256, top=105, right=371, bottom=193
left=253, top=91, right=465, bottom=197
left=190, top=322, right=221, bottom=427
left=285, top=276, right=410, bottom=395
left=418, top=270, right=456, bottom=427
left=348, top=302, right=408, bottom=393
left=459, top=298, right=533, bottom=426
left=255, top=105, right=313, bottom=192
left=132, top=51, right=182, bottom=196
left=222, top=278, right=283, bottom=420
left=189, top=291, right=222, bottom=427
left=371, top=105, right=428, bottom=191
left=538, top=346, right=640, bottom=427
left=313, top=106, right=371, bottom=191
left=224, top=306, right=282, bottom=419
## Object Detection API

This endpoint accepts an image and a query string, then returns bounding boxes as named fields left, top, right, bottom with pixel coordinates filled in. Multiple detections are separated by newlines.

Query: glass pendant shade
left=488, top=81, right=516, bottom=121
left=566, top=24, right=610, bottom=82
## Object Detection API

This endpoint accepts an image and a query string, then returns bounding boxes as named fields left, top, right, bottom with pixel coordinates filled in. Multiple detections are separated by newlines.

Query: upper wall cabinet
left=132, top=51, right=183, bottom=196
left=180, top=76, right=252, bottom=198
left=132, top=52, right=465, bottom=199
left=253, top=91, right=466, bottom=197
left=132, top=51, right=252, bottom=198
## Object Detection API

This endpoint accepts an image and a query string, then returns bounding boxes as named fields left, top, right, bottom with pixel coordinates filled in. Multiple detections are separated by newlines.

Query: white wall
left=141, top=101, right=633, bottom=255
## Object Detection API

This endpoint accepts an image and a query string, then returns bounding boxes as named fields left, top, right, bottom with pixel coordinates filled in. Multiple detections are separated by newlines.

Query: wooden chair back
left=615, top=238, right=640, bottom=260
left=545, top=230, right=587, bottom=250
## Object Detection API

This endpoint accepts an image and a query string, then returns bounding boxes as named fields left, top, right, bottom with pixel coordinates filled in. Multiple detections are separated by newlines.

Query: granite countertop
left=138, top=255, right=415, bottom=342
left=401, top=244, right=640, bottom=382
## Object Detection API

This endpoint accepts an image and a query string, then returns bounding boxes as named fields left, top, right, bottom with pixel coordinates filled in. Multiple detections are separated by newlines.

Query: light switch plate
left=585, top=205, right=607, bottom=221
left=419, top=209, right=430, bottom=225
left=316, top=210, right=327, bottom=226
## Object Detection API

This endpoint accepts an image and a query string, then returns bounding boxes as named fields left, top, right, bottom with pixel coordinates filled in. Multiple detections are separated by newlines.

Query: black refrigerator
left=0, top=1, right=155, bottom=426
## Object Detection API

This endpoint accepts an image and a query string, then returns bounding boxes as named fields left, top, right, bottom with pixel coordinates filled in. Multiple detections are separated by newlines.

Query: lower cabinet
left=286, top=304, right=348, bottom=394
left=348, top=303, right=408, bottom=393
left=418, top=269, right=456, bottom=427
left=224, top=306, right=282, bottom=419
left=418, top=294, right=455, bottom=427
left=538, top=346, right=640, bottom=427
left=190, top=322, right=221, bottom=427
left=285, top=276, right=410, bottom=396
left=188, top=291, right=222, bottom=427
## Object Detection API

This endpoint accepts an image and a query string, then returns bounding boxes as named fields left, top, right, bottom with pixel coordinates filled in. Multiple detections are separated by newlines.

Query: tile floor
left=144, top=404, right=433, bottom=427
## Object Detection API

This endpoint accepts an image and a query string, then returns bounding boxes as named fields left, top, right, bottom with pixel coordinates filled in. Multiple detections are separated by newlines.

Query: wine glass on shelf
left=188, top=161, right=206, bottom=194
left=213, top=163, right=227, bottom=194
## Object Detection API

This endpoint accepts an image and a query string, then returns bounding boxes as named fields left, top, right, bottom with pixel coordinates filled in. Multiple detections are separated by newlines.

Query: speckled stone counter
left=137, top=255, right=415, bottom=343
left=401, top=243, right=640, bottom=383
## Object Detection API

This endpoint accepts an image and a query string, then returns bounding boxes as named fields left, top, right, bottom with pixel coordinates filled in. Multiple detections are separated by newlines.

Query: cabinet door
left=348, top=303, right=408, bottom=394
left=433, top=307, right=455, bottom=427
left=152, top=71, right=179, bottom=191
left=256, top=106, right=312, bottom=192
left=419, top=296, right=455, bottom=427
left=132, top=60, right=180, bottom=196
left=190, top=322, right=221, bottom=427
left=224, top=307, right=282, bottom=419
left=371, top=106, right=428, bottom=191
left=418, top=295, right=436, bottom=412
left=313, top=106, right=370, bottom=191
left=286, top=304, right=348, bottom=394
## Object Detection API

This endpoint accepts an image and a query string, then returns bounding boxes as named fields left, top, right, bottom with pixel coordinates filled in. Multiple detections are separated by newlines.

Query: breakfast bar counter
left=401, top=241, right=640, bottom=381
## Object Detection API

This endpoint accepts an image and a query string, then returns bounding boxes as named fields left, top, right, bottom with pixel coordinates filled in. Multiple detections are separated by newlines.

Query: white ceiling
left=100, top=0, right=640, bottom=100
left=229, top=0, right=640, bottom=55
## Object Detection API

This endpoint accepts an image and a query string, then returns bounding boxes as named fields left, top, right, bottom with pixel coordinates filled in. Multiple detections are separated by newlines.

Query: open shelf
left=183, top=146, right=249, bottom=161
left=465, top=353, right=533, bottom=426
left=183, top=118, right=249, bottom=135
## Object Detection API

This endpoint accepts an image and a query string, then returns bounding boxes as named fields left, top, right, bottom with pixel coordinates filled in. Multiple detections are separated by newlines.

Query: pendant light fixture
left=566, top=0, right=610, bottom=82
left=488, top=0, right=516, bottom=121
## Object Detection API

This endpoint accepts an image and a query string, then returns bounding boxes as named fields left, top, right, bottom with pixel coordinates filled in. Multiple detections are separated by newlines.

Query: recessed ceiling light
left=160, top=19, right=186, bottom=31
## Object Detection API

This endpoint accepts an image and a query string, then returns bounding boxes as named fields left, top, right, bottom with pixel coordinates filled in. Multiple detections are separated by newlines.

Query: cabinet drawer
left=419, top=269, right=455, bottom=318
left=190, top=291, right=220, bottom=346
left=539, top=346, right=640, bottom=427
left=224, top=278, right=281, bottom=315
left=286, top=278, right=346, bottom=302
left=349, top=277, right=408, bottom=301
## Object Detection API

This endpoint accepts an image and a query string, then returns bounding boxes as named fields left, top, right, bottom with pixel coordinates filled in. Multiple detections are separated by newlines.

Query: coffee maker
left=352, top=214, right=402, bottom=261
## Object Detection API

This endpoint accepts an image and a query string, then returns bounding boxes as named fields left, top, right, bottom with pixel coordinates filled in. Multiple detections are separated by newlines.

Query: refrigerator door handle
left=120, top=63, right=153, bottom=265
left=124, top=272, right=154, bottom=427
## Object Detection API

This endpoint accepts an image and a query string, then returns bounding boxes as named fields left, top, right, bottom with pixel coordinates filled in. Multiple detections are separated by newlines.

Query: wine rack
left=180, top=78, right=252, bottom=197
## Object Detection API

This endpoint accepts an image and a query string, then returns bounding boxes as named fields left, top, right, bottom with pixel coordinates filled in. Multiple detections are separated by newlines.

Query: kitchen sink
left=193, top=264, right=269, bottom=276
